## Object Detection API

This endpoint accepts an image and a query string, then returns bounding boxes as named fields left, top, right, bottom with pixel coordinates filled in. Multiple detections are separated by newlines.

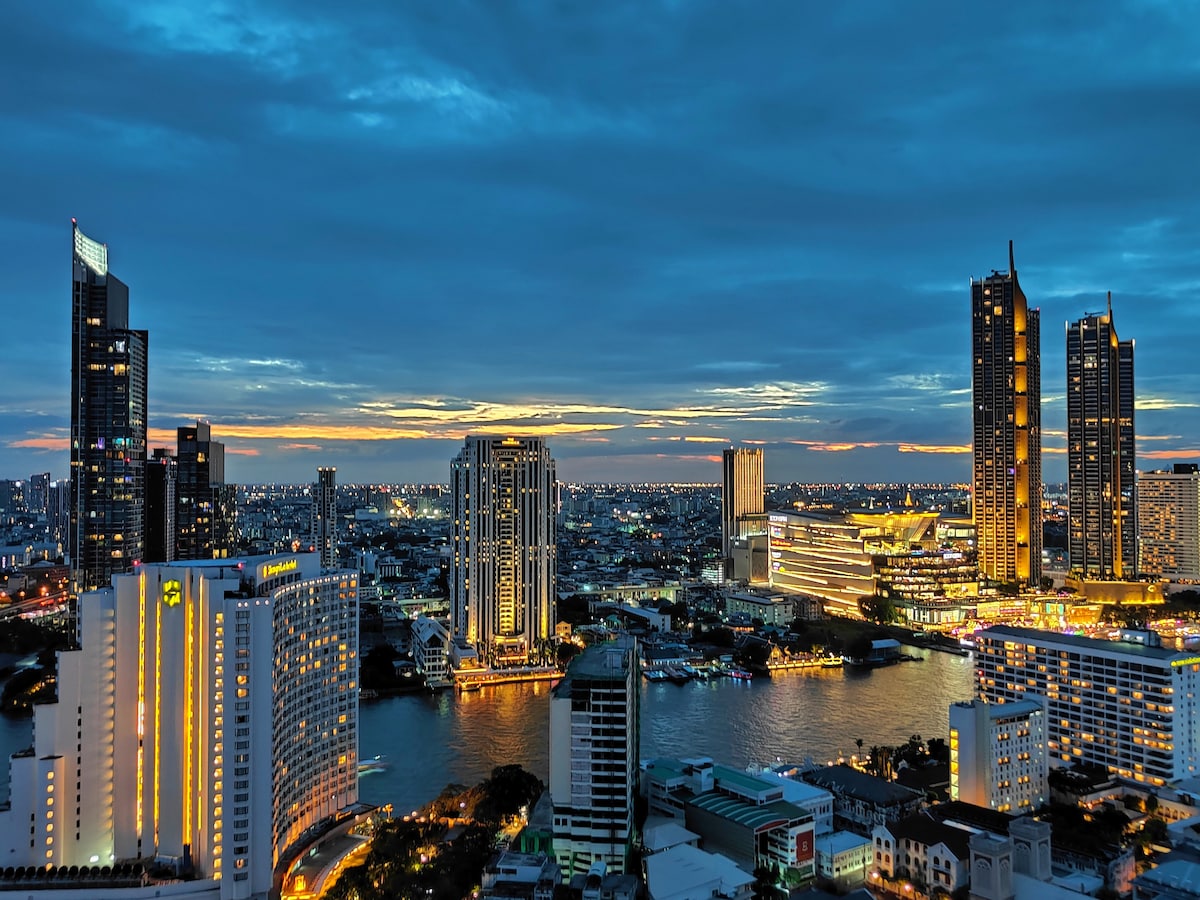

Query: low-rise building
left=644, top=844, right=755, bottom=900
left=684, top=793, right=815, bottom=880
left=872, top=810, right=972, bottom=894
left=723, top=590, right=794, bottom=627
left=815, top=830, right=872, bottom=891
left=481, top=851, right=561, bottom=900
left=412, top=615, right=451, bottom=685
left=800, top=765, right=924, bottom=835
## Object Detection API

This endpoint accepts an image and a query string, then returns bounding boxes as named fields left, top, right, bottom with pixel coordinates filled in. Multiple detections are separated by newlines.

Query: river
left=354, top=648, right=977, bottom=811
left=0, top=648, right=976, bottom=811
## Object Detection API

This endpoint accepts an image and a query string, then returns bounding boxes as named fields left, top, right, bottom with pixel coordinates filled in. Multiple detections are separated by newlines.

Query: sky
left=2, top=1, right=1200, bottom=485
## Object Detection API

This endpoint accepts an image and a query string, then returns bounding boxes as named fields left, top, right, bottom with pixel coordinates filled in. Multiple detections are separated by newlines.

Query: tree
left=858, top=595, right=898, bottom=625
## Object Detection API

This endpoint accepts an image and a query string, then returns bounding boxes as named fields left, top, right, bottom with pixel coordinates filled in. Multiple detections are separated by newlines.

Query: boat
left=665, top=666, right=689, bottom=685
left=358, top=755, right=390, bottom=776
left=643, top=668, right=669, bottom=682
left=726, top=667, right=753, bottom=680
left=820, top=656, right=845, bottom=669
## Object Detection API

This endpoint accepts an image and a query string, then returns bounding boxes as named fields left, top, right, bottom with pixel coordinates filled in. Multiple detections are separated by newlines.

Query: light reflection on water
left=357, top=648, right=976, bottom=811
left=0, top=650, right=976, bottom=811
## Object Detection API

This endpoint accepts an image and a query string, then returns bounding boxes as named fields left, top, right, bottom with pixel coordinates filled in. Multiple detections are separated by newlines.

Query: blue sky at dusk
left=3, top=1, right=1199, bottom=485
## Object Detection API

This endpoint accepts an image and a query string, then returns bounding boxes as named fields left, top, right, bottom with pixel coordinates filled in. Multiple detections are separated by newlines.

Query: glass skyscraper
left=1066, top=296, right=1135, bottom=578
left=69, top=221, right=148, bottom=594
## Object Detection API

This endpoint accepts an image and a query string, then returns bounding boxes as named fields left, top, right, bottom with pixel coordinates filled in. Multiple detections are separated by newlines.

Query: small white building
left=412, top=615, right=451, bottom=684
left=949, top=698, right=1048, bottom=814
left=816, top=830, right=872, bottom=890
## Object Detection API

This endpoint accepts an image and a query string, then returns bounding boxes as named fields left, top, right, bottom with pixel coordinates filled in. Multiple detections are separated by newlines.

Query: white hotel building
left=0, top=554, right=358, bottom=900
left=976, top=625, right=1200, bottom=786
left=949, top=698, right=1048, bottom=813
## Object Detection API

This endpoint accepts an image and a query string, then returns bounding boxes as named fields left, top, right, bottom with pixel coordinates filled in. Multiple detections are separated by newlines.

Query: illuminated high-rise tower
left=1066, top=297, right=1135, bottom=578
left=176, top=421, right=237, bottom=560
left=69, top=221, right=148, bottom=594
left=721, top=447, right=766, bottom=558
left=451, top=436, right=557, bottom=667
left=312, top=466, right=337, bottom=568
left=971, top=242, right=1042, bottom=586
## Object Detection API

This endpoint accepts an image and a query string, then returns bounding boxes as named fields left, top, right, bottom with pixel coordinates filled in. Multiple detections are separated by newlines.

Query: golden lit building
left=971, top=242, right=1042, bottom=586
left=451, top=437, right=557, bottom=666
left=768, top=510, right=977, bottom=619
left=0, top=555, right=358, bottom=899
left=722, top=448, right=766, bottom=559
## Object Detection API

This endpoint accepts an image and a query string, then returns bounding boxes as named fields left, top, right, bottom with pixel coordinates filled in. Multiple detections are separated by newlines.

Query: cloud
left=3, top=1, right=1200, bottom=482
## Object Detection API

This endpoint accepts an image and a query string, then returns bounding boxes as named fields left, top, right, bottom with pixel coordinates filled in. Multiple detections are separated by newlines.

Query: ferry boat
left=358, top=755, right=390, bottom=776
left=820, top=655, right=845, bottom=669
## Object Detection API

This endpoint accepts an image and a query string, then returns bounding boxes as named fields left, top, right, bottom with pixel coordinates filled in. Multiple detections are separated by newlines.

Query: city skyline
left=4, top=3, right=1200, bottom=484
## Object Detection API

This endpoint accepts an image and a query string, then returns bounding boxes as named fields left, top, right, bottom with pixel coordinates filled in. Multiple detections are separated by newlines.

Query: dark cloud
left=2, top=0, right=1199, bottom=482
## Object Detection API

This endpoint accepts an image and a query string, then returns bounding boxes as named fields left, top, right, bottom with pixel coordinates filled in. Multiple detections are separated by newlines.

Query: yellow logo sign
left=262, top=558, right=299, bottom=579
left=162, top=579, right=182, bottom=608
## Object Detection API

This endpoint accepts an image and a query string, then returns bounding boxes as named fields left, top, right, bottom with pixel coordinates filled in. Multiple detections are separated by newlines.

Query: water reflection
left=358, top=649, right=976, bottom=811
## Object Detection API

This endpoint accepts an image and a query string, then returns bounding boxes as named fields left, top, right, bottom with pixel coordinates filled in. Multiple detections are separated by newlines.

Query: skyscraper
left=144, top=448, right=177, bottom=563
left=1138, top=465, right=1200, bottom=581
left=721, top=447, right=765, bottom=558
left=176, top=421, right=236, bottom=560
left=971, top=242, right=1042, bottom=586
left=312, top=466, right=337, bottom=568
left=0, top=554, right=359, bottom=895
left=1066, top=297, right=1135, bottom=578
left=550, top=637, right=639, bottom=875
left=451, top=436, right=557, bottom=667
left=69, top=221, right=148, bottom=593
left=28, top=472, right=50, bottom=518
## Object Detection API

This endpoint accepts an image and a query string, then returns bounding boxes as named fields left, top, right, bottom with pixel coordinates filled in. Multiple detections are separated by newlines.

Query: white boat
left=358, top=755, right=390, bottom=776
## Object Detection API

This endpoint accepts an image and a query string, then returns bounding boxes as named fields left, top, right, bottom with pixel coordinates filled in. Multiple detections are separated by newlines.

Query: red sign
left=796, top=831, right=814, bottom=863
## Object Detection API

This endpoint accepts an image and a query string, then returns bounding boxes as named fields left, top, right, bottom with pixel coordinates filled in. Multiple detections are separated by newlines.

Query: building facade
left=145, top=448, right=178, bottom=563
left=0, top=555, right=359, bottom=899
left=768, top=510, right=975, bottom=619
left=721, top=448, right=765, bottom=559
left=1066, top=298, right=1135, bottom=578
left=949, top=699, right=1048, bottom=813
left=975, top=624, right=1200, bottom=785
left=550, top=638, right=639, bottom=875
left=1138, top=465, right=1200, bottom=582
left=312, top=467, right=337, bottom=569
left=451, top=437, right=557, bottom=667
left=971, top=242, right=1042, bottom=586
left=177, top=422, right=237, bottom=561
left=69, top=221, right=149, bottom=593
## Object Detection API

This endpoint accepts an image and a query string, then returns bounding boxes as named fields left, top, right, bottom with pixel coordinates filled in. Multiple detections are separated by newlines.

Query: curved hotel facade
left=0, top=554, right=358, bottom=899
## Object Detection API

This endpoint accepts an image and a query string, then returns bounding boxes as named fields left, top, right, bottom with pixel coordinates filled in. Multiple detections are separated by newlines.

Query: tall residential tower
left=550, top=637, right=640, bottom=875
left=971, top=242, right=1042, bottom=586
left=312, top=466, right=337, bottom=568
left=1066, top=297, right=1135, bottom=578
left=451, top=437, right=557, bottom=667
left=69, top=221, right=148, bottom=594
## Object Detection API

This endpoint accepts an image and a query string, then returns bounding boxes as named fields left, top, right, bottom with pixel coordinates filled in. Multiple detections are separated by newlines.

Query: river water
left=355, top=648, right=977, bottom=812
left=0, top=649, right=976, bottom=811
